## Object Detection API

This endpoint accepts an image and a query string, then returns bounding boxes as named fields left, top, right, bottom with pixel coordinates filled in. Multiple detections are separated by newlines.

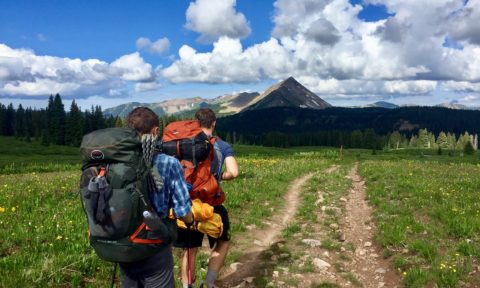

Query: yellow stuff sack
left=169, top=199, right=213, bottom=221
left=191, top=199, right=214, bottom=221
left=169, top=199, right=223, bottom=238
left=176, top=213, right=223, bottom=239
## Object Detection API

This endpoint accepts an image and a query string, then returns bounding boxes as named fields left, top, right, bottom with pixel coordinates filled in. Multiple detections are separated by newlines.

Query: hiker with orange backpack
left=173, top=108, right=239, bottom=288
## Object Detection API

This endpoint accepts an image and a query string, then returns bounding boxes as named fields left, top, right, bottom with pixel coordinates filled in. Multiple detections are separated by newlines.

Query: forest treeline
left=216, top=106, right=480, bottom=151
left=0, top=94, right=122, bottom=146
left=0, top=94, right=186, bottom=146
left=1, top=96, right=478, bottom=153
left=218, top=128, right=478, bottom=153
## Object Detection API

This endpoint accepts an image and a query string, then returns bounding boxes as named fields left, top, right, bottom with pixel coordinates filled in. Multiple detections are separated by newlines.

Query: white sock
left=205, top=270, right=218, bottom=288
left=183, top=284, right=189, bottom=288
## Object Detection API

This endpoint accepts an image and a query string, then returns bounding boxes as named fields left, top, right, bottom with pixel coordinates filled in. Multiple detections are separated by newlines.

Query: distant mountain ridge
left=104, top=77, right=331, bottom=117
left=366, top=101, right=399, bottom=109
left=104, top=77, right=479, bottom=118
left=435, top=102, right=468, bottom=110
left=104, top=97, right=206, bottom=118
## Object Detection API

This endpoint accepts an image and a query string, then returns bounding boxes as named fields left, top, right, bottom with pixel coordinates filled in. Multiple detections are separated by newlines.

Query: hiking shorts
left=174, top=205, right=230, bottom=249
left=119, top=245, right=174, bottom=288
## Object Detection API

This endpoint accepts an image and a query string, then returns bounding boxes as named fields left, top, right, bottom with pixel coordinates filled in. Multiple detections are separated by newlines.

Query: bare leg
left=205, top=240, right=230, bottom=287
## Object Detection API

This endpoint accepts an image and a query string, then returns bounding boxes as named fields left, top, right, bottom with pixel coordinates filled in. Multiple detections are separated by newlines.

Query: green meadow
left=0, top=137, right=479, bottom=287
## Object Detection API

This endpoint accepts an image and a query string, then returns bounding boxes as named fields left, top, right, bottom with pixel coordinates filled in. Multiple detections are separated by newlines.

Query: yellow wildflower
left=11, top=207, right=16, bottom=212
left=56, top=235, right=63, bottom=240
left=0, top=207, right=5, bottom=213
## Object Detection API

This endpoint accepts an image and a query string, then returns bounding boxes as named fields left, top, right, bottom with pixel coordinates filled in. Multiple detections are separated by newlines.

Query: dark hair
left=195, top=108, right=216, bottom=128
left=126, top=107, right=160, bottom=134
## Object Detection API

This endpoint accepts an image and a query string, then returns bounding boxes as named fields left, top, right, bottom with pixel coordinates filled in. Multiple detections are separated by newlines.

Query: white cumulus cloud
left=111, top=52, right=155, bottom=82
left=136, top=37, right=170, bottom=55
left=134, top=82, right=161, bottom=92
left=0, top=44, right=156, bottom=98
left=443, top=81, right=480, bottom=93
left=162, top=37, right=293, bottom=83
left=185, top=0, right=251, bottom=43
left=162, top=0, right=480, bottom=100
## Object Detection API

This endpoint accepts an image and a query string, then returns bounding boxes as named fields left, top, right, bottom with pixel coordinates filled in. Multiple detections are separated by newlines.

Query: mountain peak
left=366, top=101, right=399, bottom=109
left=282, top=76, right=298, bottom=84
left=243, top=77, right=332, bottom=111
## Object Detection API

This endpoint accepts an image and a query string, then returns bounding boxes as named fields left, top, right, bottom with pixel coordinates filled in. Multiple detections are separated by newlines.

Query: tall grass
left=360, top=160, right=480, bottom=287
left=0, top=144, right=333, bottom=286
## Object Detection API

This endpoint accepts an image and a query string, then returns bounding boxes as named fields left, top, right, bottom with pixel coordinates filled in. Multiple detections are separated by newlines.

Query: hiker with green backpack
left=79, top=107, right=194, bottom=288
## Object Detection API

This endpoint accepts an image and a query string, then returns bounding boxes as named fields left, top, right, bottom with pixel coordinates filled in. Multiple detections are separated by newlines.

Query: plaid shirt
left=150, top=154, right=191, bottom=218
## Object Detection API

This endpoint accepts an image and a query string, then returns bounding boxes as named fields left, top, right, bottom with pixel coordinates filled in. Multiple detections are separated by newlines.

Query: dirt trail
left=340, top=163, right=401, bottom=288
left=217, top=164, right=401, bottom=287
left=217, top=172, right=315, bottom=287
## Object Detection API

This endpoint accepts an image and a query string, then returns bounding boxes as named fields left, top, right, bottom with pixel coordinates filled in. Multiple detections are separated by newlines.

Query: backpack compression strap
left=129, top=223, right=164, bottom=244
left=87, top=167, right=112, bottom=224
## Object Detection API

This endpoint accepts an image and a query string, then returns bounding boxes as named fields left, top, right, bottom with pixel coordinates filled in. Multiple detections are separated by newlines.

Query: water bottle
left=143, top=210, right=169, bottom=238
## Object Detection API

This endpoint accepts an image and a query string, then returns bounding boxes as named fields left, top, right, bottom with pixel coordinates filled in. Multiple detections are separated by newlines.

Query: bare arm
left=221, top=156, right=239, bottom=180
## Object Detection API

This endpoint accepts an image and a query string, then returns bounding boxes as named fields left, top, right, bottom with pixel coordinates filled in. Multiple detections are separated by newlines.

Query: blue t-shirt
left=150, top=154, right=192, bottom=218
left=211, top=138, right=235, bottom=182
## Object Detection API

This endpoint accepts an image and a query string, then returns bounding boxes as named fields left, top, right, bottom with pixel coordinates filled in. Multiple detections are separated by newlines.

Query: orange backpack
left=161, top=120, right=225, bottom=206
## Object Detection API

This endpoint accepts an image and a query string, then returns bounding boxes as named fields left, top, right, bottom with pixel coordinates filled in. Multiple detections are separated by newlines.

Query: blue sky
left=1, top=0, right=479, bottom=110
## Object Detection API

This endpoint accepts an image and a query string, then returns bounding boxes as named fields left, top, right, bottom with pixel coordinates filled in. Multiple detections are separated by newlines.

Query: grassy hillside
left=0, top=136, right=80, bottom=174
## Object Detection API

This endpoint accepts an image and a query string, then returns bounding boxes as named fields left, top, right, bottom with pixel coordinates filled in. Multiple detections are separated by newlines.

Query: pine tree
left=350, top=130, right=363, bottom=148
left=4, top=103, right=15, bottom=136
left=53, top=94, right=66, bottom=145
left=114, top=117, right=124, bottom=127
left=363, top=129, right=377, bottom=149
left=89, top=105, right=105, bottom=131
left=0, top=103, right=6, bottom=135
left=105, top=115, right=116, bottom=128
left=24, top=107, right=34, bottom=139
left=418, top=129, right=430, bottom=148
left=65, top=100, right=84, bottom=146
left=15, top=104, right=26, bottom=138
left=464, top=141, right=475, bottom=155
left=44, top=94, right=67, bottom=145
left=436, top=131, right=449, bottom=149
left=41, top=129, right=50, bottom=146
left=45, top=95, right=55, bottom=145
left=428, top=131, right=436, bottom=149
left=409, top=135, right=418, bottom=148
left=388, top=131, right=402, bottom=149
left=456, top=132, right=471, bottom=151
left=83, top=108, right=92, bottom=134
left=446, top=132, right=456, bottom=149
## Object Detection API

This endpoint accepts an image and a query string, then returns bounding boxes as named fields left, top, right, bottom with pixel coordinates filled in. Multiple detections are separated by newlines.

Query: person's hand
left=185, top=215, right=196, bottom=230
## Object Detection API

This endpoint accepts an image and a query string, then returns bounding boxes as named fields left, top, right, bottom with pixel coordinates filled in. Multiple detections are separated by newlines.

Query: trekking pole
left=111, top=263, right=117, bottom=288
left=187, top=226, right=193, bottom=288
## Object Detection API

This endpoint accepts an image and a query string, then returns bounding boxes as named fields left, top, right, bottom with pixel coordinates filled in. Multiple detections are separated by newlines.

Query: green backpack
left=79, top=127, right=176, bottom=263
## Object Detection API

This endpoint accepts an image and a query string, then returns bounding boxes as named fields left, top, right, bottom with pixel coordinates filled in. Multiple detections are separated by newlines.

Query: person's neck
left=202, top=127, right=214, bottom=137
